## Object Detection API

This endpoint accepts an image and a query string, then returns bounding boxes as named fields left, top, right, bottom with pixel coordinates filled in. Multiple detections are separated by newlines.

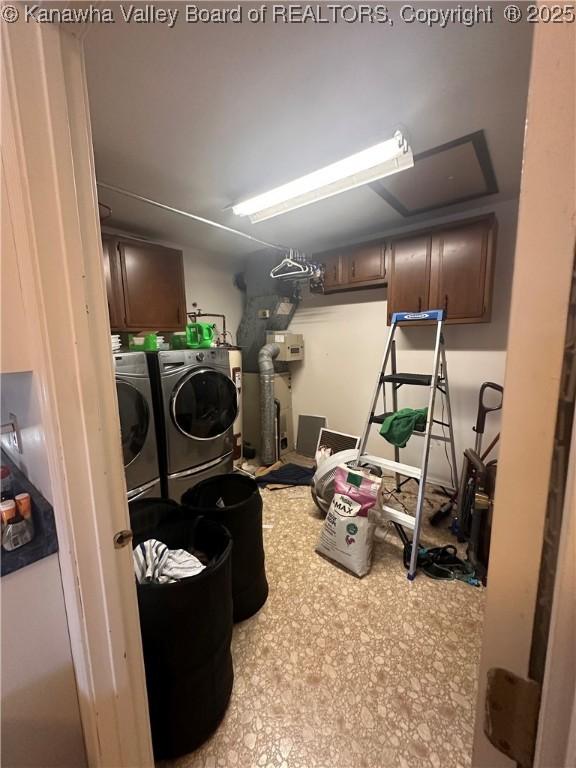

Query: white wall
left=290, top=199, right=518, bottom=484
left=181, top=246, right=244, bottom=345
left=1, top=372, right=86, bottom=768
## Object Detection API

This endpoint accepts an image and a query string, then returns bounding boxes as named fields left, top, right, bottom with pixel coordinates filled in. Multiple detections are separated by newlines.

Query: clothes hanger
left=270, top=249, right=313, bottom=279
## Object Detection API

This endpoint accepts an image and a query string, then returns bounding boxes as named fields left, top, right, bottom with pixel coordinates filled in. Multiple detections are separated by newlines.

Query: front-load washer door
left=116, top=379, right=159, bottom=491
left=168, top=368, right=237, bottom=472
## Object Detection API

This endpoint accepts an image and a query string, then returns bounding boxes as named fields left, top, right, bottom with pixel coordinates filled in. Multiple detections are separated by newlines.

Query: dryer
left=150, top=348, right=238, bottom=501
left=114, top=352, right=161, bottom=501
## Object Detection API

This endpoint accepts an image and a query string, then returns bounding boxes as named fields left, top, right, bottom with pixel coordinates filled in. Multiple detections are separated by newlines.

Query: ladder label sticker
left=392, top=309, right=444, bottom=322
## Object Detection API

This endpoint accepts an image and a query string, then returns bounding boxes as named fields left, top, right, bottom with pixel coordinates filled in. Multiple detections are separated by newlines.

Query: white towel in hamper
left=133, top=538, right=206, bottom=584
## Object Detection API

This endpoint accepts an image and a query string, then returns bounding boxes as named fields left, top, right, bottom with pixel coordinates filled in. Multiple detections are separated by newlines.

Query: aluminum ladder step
left=378, top=504, right=415, bottom=530
left=381, top=372, right=433, bottom=386
left=359, top=454, right=421, bottom=481
left=370, top=412, right=426, bottom=430
left=369, top=414, right=451, bottom=442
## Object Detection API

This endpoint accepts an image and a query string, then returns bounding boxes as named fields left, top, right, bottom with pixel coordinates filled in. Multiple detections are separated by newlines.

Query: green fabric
left=379, top=407, right=428, bottom=448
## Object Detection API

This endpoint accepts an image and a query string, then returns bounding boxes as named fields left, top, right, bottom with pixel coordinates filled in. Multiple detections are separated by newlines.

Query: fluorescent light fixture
left=233, top=130, right=413, bottom=223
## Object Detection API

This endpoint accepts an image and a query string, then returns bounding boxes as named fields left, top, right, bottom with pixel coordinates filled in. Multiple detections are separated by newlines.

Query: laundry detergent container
left=182, top=474, right=268, bottom=622
left=129, top=498, right=234, bottom=760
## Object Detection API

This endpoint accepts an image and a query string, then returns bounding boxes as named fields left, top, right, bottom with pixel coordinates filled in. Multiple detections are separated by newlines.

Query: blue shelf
left=1, top=450, right=58, bottom=577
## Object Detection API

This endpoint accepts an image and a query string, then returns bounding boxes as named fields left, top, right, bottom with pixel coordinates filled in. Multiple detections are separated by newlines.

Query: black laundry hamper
left=129, top=498, right=234, bottom=760
left=182, top=474, right=268, bottom=622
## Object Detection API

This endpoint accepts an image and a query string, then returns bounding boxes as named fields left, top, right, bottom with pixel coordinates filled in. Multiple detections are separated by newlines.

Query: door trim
left=472, top=20, right=575, bottom=767
left=2, top=19, right=153, bottom=767
left=533, top=408, right=576, bottom=767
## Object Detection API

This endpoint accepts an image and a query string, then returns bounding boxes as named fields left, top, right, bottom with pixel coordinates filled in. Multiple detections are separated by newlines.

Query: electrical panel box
left=266, top=332, right=304, bottom=362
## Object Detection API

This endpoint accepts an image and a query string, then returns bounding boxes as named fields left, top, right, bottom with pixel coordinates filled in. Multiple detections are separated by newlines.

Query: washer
left=151, top=348, right=238, bottom=501
left=114, top=352, right=161, bottom=501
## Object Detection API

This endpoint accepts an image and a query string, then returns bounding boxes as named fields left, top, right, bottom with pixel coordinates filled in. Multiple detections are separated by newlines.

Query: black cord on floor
left=379, top=485, right=411, bottom=516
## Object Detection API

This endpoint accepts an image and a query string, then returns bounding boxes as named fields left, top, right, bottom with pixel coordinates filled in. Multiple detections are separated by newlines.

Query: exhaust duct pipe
left=258, top=343, right=280, bottom=466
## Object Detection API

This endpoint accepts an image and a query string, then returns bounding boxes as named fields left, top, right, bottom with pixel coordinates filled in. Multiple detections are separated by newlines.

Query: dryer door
left=116, top=380, right=151, bottom=467
left=171, top=368, right=238, bottom=440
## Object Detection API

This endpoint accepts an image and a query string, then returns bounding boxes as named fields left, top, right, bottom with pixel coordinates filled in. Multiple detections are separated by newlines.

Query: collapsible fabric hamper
left=182, top=474, right=268, bottom=622
left=129, top=498, right=234, bottom=760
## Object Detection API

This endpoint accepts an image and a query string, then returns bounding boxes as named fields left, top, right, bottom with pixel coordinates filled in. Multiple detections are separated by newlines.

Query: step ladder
left=355, top=310, right=459, bottom=580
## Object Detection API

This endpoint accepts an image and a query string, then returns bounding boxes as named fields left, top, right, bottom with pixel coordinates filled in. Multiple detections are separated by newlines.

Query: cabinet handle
left=418, top=297, right=422, bottom=312
left=333, top=265, right=337, bottom=281
left=351, top=261, right=356, bottom=278
left=444, top=295, right=449, bottom=315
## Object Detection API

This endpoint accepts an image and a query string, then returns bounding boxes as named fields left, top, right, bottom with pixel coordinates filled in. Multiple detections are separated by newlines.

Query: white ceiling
left=85, top=6, right=532, bottom=258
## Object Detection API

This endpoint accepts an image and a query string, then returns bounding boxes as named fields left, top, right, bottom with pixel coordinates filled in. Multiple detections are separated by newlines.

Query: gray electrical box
left=266, top=332, right=304, bottom=362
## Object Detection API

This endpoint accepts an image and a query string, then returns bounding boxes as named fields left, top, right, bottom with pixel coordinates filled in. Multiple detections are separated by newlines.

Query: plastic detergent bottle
left=186, top=322, right=215, bottom=348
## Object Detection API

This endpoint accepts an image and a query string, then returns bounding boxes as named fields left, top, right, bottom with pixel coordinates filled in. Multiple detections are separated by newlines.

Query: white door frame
left=472, top=18, right=575, bottom=768
left=2, top=16, right=153, bottom=767
left=3, top=9, right=574, bottom=768
left=533, top=408, right=576, bottom=768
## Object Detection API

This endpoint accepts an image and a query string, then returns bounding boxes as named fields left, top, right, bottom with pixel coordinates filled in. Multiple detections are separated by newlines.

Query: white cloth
left=133, top=538, right=206, bottom=584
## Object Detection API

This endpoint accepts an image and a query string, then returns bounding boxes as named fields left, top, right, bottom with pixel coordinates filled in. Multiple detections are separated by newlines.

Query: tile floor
left=165, top=479, right=485, bottom=768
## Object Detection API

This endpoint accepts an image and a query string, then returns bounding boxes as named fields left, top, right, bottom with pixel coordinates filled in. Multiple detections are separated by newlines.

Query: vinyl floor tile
left=163, top=481, right=485, bottom=768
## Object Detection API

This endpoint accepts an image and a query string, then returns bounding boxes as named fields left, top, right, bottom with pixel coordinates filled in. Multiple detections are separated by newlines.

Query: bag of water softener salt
left=316, top=464, right=379, bottom=577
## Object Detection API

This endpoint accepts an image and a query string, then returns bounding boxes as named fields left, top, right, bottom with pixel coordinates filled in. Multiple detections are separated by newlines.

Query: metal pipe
left=258, top=343, right=280, bottom=466
left=96, top=181, right=287, bottom=252
left=187, top=310, right=227, bottom=344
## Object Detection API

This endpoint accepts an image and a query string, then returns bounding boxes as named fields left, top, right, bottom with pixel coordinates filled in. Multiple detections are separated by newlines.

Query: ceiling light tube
left=233, top=130, right=413, bottom=223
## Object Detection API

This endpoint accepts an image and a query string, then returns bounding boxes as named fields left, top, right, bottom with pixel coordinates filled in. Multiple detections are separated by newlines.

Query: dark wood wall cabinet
left=319, top=242, right=387, bottom=292
left=387, top=215, right=496, bottom=324
left=317, top=213, right=497, bottom=325
left=102, top=234, right=187, bottom=332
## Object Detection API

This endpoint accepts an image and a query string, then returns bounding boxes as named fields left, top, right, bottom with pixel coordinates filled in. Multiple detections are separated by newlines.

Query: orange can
left=0, top=500, right=16, bottom=525
left=15, top=493, right=31, bottom=520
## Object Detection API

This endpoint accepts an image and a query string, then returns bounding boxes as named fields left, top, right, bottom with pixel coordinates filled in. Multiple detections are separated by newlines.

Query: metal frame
left=168, top=451, right=234, bottom=480
left=169, top=367, right=239, bottom=440
left=355, top=309, right=459, bottom=579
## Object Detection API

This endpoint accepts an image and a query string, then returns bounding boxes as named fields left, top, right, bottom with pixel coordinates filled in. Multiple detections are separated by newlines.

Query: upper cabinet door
left=322, top=252, right=343, bottom=290
left=347, top=243, right=386, bottom=284
left=101, top=236, right=124, bottom=329
left=118, top=239, right=186, bottom=331
left=429, top=217, right=496, bottom=322
left=388, top=235, right=431, bottom=319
